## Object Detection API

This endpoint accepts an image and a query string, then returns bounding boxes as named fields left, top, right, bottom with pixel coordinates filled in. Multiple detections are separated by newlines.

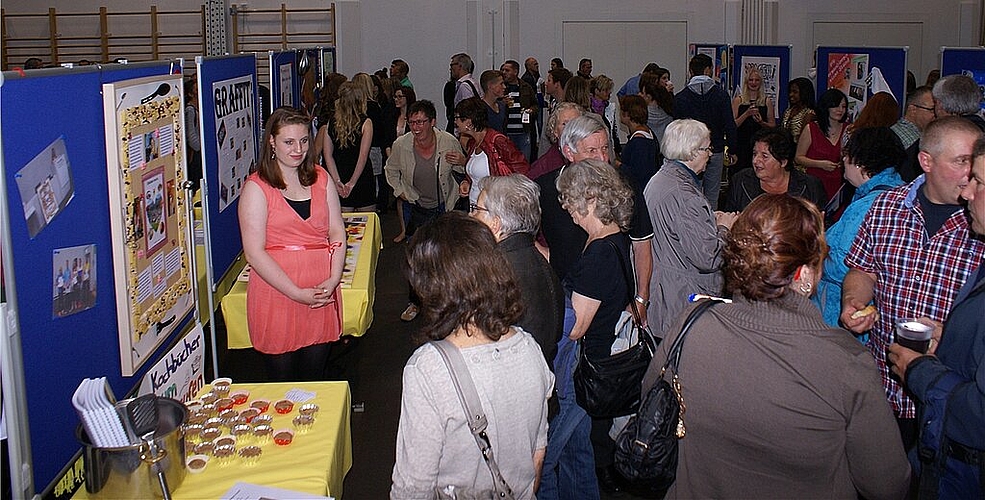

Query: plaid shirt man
left=846, top=176, right=985, bottom=418
left=891, top=118, right=921, bottom=150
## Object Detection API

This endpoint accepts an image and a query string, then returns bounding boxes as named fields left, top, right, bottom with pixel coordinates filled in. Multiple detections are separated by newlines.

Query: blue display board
left=689, top=43, right=729, bottom=85
left=196, top=54, right=259, bottom=288
left=269, top=49, right=299, bottom=109
left=816, top=46, right=908, bottom=121
left=731, top=45, right=792, bottom=120
left=941, top=46, right=985, bottom=112
left=0, top=61, right=191, bottom=493
left=941, top=46, right=985, bottom=76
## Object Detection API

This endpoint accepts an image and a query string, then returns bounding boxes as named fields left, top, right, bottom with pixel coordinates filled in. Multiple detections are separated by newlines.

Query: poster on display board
left=212, top=74, right=257, bottom=212
left=827, top=52, right=870, bottom=122
left=138, top=323, right=206, bottom=402
left=196, top=54, right=260, bottom=290
left=269, top=49, right=299, bottom=110
left=13, top=136, right=75, bottom=238
left=689, top=43, right=728, bottom=84
left=734, top=56, right=780, bottom=118
left=51, top=244, right=97, bottom=318
left=102, top=74, right=195, bottom=376
left=941, top=47, right=985, bottom=112
left=816, top=46, right=908, bottom=122
left=279, top=63, right=294, bottom=108
left=321, top=47, right=337, bottom=79
left=732, top=45, right=792, bottom=120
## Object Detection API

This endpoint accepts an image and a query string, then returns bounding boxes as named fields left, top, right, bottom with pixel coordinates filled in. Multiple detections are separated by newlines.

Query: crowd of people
left=234, top=51, right=985, bottom=499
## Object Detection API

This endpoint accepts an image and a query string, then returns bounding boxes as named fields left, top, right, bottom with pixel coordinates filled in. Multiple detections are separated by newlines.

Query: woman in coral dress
left=239, top=107, right=346, bottom=381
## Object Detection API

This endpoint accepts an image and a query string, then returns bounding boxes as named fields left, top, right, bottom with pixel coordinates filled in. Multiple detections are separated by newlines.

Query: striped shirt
left=846, top=176, right=985, bottom=418
left=504, top=82, right=524, bottom=134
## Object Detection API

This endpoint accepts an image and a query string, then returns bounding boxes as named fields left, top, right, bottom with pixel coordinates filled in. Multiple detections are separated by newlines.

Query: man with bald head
left=842, top=116, right=985, bottom=454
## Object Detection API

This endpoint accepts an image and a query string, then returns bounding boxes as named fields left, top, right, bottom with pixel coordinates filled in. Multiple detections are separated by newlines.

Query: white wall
left=3, top=0, right=979, bottom=114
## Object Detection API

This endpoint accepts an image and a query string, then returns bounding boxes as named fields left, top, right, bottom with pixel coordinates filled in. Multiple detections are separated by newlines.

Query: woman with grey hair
left=556, top=158, right=635, bottom=495
left=471, top=175, right=563, bottom=367
left=644, top=119, right=737, bottom=337
left=529, top=102, right=584, bottom=180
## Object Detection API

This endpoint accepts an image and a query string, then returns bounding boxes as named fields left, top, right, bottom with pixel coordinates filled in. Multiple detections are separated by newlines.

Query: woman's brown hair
left=455, top=97, right=488, bottom=132
left=405, top=212, right=523, bottom=342
left=257, top=106, right=317, bottom=189
left=723, top=194, right=828, bottom=301
left=640, top=72, right=674, bottom=115
left=851, top=91, right=900, bottom=130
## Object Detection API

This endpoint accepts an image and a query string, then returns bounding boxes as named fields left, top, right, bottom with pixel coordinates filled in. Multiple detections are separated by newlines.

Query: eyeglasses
left=698, top=146, right=714, bottom=153
left=469, top=202, right=489, bottom=214
left=911, top=103, right=935, bottom=112
left=394, top=94, right=405, bottom=99
left=408, top=119, right=430, bottom=126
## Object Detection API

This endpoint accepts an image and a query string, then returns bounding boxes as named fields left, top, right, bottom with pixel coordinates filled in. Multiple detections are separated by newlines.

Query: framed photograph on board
left=102, top=74, right=195, bottom=375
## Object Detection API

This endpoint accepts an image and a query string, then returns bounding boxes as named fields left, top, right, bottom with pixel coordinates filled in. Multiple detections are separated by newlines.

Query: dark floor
left=214, top=211, right=646, bottom=500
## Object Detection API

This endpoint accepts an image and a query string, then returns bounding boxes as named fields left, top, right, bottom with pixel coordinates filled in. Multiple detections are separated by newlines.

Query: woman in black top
left=731, top=67, right=776, bottom=175
left=557, top=158, right=635, bottom=492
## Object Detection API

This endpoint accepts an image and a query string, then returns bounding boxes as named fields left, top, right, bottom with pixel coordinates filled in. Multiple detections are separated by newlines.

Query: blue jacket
left=814, top=168, right=904, bottom=330
left=617, top=74, right=641, bottom=97
left=907, top=263, right=985, bottom=451
left=673, top=76, right=736, bottom=153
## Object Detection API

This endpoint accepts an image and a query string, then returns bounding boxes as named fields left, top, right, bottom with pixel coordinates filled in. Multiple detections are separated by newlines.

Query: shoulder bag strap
left=664, top=299, right=722, bottom=373
left=431, top=340, right=515, bottom=498
left=464, top=79, right=479, bottom=99
left=604, top=238, right=651, bottom=346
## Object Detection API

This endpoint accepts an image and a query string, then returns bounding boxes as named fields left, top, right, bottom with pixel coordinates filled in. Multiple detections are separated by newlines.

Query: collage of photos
left=104, top=74, right=195, bottom=375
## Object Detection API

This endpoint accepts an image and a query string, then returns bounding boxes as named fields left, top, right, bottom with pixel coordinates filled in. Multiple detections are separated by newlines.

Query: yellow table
left=221, top=213, right=382, bottom=349
left=74, top=382, right=352, bottom=499
left=180, top=381, right=352, bottom=498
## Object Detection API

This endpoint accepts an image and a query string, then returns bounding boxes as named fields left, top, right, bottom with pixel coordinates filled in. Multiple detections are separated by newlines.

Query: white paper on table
left=220, top=482, right=333, bottom=500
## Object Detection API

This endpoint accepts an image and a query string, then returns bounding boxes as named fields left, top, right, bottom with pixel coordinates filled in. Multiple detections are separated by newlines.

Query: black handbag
left=613, top=298, right=722, bottom=493
left=573, top=239, right=655, bottom=419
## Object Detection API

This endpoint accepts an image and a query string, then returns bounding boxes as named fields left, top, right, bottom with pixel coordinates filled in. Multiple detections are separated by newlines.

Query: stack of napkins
left=72, top=378, right=129, bottom=447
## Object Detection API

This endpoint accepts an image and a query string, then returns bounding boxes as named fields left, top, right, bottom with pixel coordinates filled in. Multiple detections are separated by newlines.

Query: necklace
left=280, top=182, right=310, bottom=200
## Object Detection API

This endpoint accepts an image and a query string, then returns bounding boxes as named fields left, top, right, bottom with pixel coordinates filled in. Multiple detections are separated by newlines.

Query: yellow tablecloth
left=180, top=381, right=352, bottom=498
left=74, top=382, right=352, bottom=499
left=221, top=213, right=381, bottom=349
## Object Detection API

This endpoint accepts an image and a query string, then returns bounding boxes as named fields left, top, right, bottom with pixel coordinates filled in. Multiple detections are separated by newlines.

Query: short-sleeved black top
left=564, top=232, right=632, bottom=360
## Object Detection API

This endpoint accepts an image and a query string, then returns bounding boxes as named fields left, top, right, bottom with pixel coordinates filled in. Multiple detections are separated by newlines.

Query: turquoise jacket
left=813, top=168, right=904, bottom=337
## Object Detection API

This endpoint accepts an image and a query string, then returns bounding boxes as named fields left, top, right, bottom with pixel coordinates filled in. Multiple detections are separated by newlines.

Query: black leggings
left=260, top=342, right=332, bottom=382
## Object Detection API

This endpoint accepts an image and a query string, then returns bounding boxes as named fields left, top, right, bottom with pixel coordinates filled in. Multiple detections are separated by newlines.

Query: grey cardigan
left=642, top=294, right=910, bottom=499
left=643, top=161, right=726, bottom=337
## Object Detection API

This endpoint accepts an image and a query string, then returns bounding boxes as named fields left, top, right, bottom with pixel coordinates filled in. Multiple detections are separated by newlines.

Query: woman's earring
left=799, top=282, right=812, bottom=295
left=270, top=151, right=275, bottom=159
